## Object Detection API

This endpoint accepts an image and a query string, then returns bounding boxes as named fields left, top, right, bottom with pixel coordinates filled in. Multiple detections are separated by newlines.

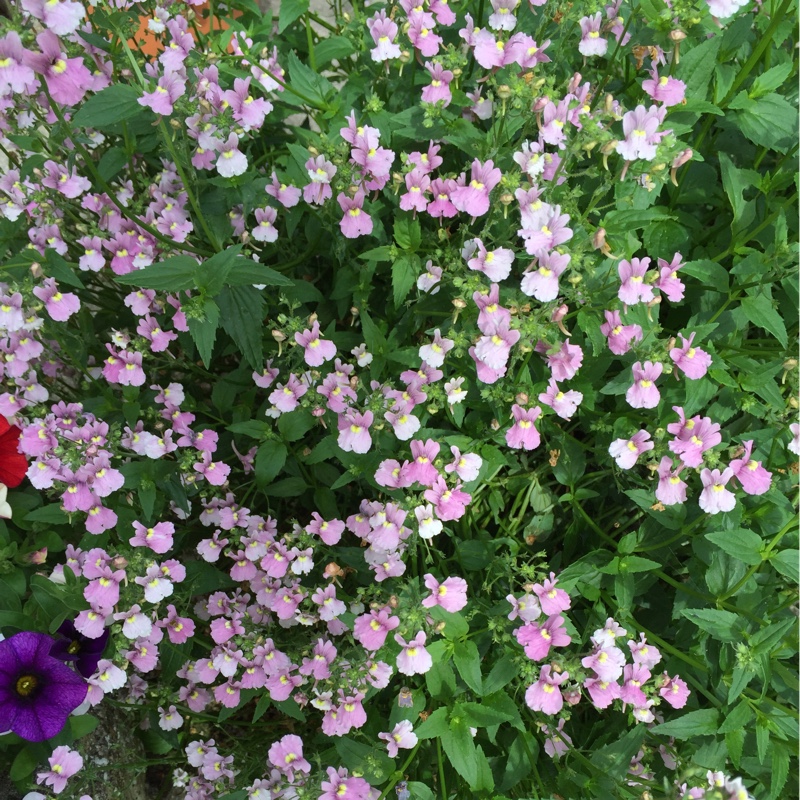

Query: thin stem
left=437, top=737, right=447, bottom=800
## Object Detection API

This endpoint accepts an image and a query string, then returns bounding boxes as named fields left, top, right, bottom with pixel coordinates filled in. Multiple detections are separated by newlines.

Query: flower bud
left=515, top=392, right=529, bottom=405
left=452, top=297, right=467, bottom=310
left=490, top=419, right=500, bottom=431
left=496, top=84, right=512, bottom=100
left=532, top=96, right=549, bottom=113
left=567, top=72, right=582, bottom=93
left=271, top=329, right=286, bottom=343
left=592, top=227, right=607, bottom=250
left=669, top=29, right=686, bottom=42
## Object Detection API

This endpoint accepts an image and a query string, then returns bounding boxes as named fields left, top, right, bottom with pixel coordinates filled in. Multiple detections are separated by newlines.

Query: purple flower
left=699, top=468, right=736, bottom=514
left=138, top=71, right=186, bottom=116
left=532, top=573, right=571, bottom=616
left=36, top=745, right=83, bottom=794
left=337, top=190, right=373, bottom=238
left=659, top=674, right=690, bottom=708
left=729, top=440, right=772, bottom=496
left=616, top=104, right=667, bottom=162
left=600, top=310, right=643, bottom=355
left=626, top=361, right=662, bottom=409
left=525, top=665, right=569, bottom=714
left=129, top=520, right=175, bottom=554
left=265, top=172, right=301, bottom=208
left=41, top=160, right=90, bottom=199
left=427, top=177, right=458, bottom=219
left=0, top=631, right=88, bottom=741
left=407, top=17, right=442, bottom=57
left=451, top=159, right=502, bottom=217
left=32, top=277, right=80, bottom=322
left=618, top=257, right=654, bottom=305
left=515, top=614, right=571, bottom=661
left=670, top=332, right=712, bottom=380
left=295, top=321, right=336, bottom=367
left=252, top=207, right=278, bottom=242
left=421, top=61, right=453, bottom=106
left=268, top=734, right=311, bottom=780
left=578, top=13, right=607, bottom=56
left=49, top=620, right=109, bottom=678
left=21, top=0, right=85, bottom=35
left=28, top=30, right=92, bottom=106
left=655, top=457, right=688, bottom=506
left=642, top=66, right=686, bottom=107
left=506, top=405, right=542, bottom=450
left=223, top=77, right=271, bottom=130
left=395, top=631, right=433, bottom=675
left=423, top=476, right=471, bottom=521
left=609, top=430, right=654, bottom=469
left=367, top=11, right=401, bottom=61
left=399, top=168, right=431, bottom=213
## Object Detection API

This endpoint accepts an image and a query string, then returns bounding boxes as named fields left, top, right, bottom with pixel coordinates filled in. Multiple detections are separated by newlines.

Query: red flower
left=0, top=416, right=27, bottom=488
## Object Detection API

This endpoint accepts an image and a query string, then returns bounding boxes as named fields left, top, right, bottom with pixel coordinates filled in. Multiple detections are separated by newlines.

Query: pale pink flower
left=421, top=574, right=468, bottom=612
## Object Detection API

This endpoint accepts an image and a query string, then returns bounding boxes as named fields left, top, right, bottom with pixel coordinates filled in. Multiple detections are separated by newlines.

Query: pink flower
left=337, top=410, right=373, bottom=453
left=642, top=66, right=686, bottom=107
left=295, top=321, right=336, bottom=367
left=506, top=405, right=542, bottom=450
left=36, top=745, right=83, bottom=794
left=670, top=332, right=712, bottom=380
left=582, top=645, right=626, bottom=682
left=600, top=310, right=643, bottom=355
left=427, top=178, right=458, bottom=218
left=337, top=190, right=373, bottom=238
left=525, top=665, right=569, bottom=714
left=515, top=614, right=571, bottom=660
left=265, top=172, right=301, bottom=207
left=699, top=468, right=736, bottom=514
left=620, top=663, right=651, bottom=707
left=379, top=720, right=418, bottom=757
left=353, top=607, right=400, bottom=651
left=444, top=446, right=482, bottom=482
left=421, top=61, right=453, bottom=106
left=252, top=207, right=278, bottom=242
left=532, top=573, right=571, bottom=616
left=32, top=278, right=80, bottom=322
left=655, top=457, right=688, bottom=506
left=584, top=676, right=621, bottom=709
left=609, top=430, right=654, bottom=469
left=216, top=133, right=248, bottom=178
left=400, top=167, right=431, bottom=212
left=28, top=30, right=92, bottom=106
left=22, top=0, right=85, bottom=35
left=419, top=329, right=454, bottom=368
left=129, top=521, right=175, bottom=554
left=395, top=631, right=433, bottom=675
left=729, top=440, right=772, bottom=496
left=538, top=379, right=582, bottom=420
left=305, top=512, right=345, bottom=545
left=616, top=104, right=667, bottom=162
left=655, top=253, right=685, bottom=302
left=626, top=361, right=662, bottom=409
left=367, top=10, right=401, bottom=61
left=546, top=339, right=583, bottom=381
left=407, top=17, right=442, bottom=57
left=578, top=13, right=607, bottom=56
left=659, top=674, right=690, bottom=708
left=618, top=258, right=654, bottom=305
left=408, top=439, right=440, bottom=486
left=421, top=574, right=468, bottom=612
left=138, top=71, right=186, bottom=115
left=668, top=409, right=721, bottom=467
left=474, top=319, right=520, bottom=369
left=520, top=251, right=570, bottom=301
left=451, top=159, right=502, bottom=217
left=268, top=734, right=310, bottom=780
left=464, top=238, right=515, bottom=282
left=423, top=476, right=471, bottom=521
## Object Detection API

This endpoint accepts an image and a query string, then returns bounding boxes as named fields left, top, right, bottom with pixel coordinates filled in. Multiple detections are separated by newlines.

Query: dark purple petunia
left=0, top=631, right=88, bottom=742
left=50, top=620, right=110, bottom=678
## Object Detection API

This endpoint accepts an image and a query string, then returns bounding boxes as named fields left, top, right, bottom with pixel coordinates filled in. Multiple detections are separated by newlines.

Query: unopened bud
left=452, top=298, right=467, bottom=310
left=271, top=329, right=286, bottom=343
left=567, top=72, right=582, bottom=93
left=669, top=29, right=686, bottom=42
left=350, top=306, right=360, bottom=319
left=399, top=49, right=411, bottom=63
left=308, top=312, right=318, bottom=325
left=451, top=67, right=462, bottom=78
left=308, top=146, right=319, bottom=156
left=600, top=140, right=618, bottom=155
left=671, top=148, right=693, bottom=170
left=515, top=392, right=529, bottom=405
left=496, top=84, right=512, bottom=100
left=499, top=191, right=514, bottom=206
left=26, top=548, right=47, bottom=565
left=170, top=118, right=181, bottom=129
left=427, top=404, right=439, bottom=415
left=490, top=419, right=500, bottom=431
left=532, top=96, right=549, bottom=113
left=604, top=93, right=615, bottom=114
left=388, top=595, right=399, bottom=608
left=592, top=227, right=607, bottom=250
left=311, top=406, right=325, bottom=417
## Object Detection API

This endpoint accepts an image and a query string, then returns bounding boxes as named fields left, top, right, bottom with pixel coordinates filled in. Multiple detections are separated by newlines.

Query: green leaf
left=114, top=256, right=198, bottom=290
left=334, top=738, right=394, bottom=785
left=255, top=441, right=288, bottom=487
left=453, top=639, right=482, bottom=695
left=730, top=92, right=796, bottom=153
left=217, top=286, right=264, bottom=370
left=681, top=608, right=742, bottom=642
left=414, top=706, right=449, bottom=739
left=717, top=699, right=754, bottom=733
left=264, top=477, right=307, bottom=497
left=394, top=218, right=421, bottom=251
left=603, top=208, right=676, bottom=236
left=392, top=257, right=416, bottom=307
left=278, top=410, right=316, bottom=442
left=482, top=653, right=516, bottom=695
left=499, top=732, right=538, bottom=791
left=43, top=249, right=85, bottom=289
left=679, top=35, right=722, bottom=101
left=426, top=605, right=469, bottom=640
left=771, top=549, right=800, bottom=583
left=187, top=299, right=220, bottom=368
left=726, top=728, right=745, bottom=768
left=740, top=294, right=788, bottom=347
left=73, top=85, right=143, bottom=129
left=195, top=245, right=242, bottom=296
left=750, top=63, right=794, bottom=99
left=680, top=259, right=730, bottom=292
left=24, top=504, right=68, bottom=524
left=226, top=258, right=293, bottom=287
left=651, top=709, right=719, bottom=739
left=441, top=717, right=478, bottom=788
left=9, top=746, right=40, bottom=781
left=705, top=528, right=764, bottom=565
left=273, top=698, right=305, bottom=721
left=70, top=714, right=99, bottom=738
left=98, top=146, right=129, bottom=182
left=756, top=718, right=770, bottom=763
left=589, top=726, right=647, bottom=780
left=718, top=152, right=757, bottom=228
left=278, top=0, right=308, bottom=32
left=286, top=51, right=334, bottom=108
left=769, top=744, right=790, bottom=800
left=407, top=782, right=435, bottom=800
left=727, top=666, right=755, bottom=704
left=457, top=700, right=516, bottom=727
left=228, top=420, right=271, bottom=438
left=315, top=36, right=355, bottom=65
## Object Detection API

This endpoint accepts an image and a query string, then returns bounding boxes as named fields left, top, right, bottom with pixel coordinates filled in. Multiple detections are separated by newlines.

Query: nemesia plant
left=0, top=0, right=796, bottom=797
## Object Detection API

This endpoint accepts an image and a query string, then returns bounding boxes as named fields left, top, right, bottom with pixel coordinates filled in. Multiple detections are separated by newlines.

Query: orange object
left=130, top=2, right=242, bottom=58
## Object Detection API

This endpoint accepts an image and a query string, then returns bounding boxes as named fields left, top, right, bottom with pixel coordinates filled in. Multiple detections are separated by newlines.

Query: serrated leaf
left=73, top=85, right=143, bottom=129
left=334, top=738, right=394, bottom=785
left=315, top=36, right=355, bottom=65
left=727, top=666, right=755, bottom=704
left=217, top=285, right=264, bottom=370
left=226, top=258, right=293, bottom=287
left=750, top=63, right=794, bottom=99
left=717, top=699, right=754, bottom=733
left=456, top=700, right=515, bottom=728
left=24, top=504, right=68, bottom=524
left=441, top=717, right=478, bottom=787
left=286, top=51, right=334, bottom=108
left=482, top=653, right=516, bottom=695
left=680, top=259, right=730, bottom=292
left=731, top=92, right=796, bottom=153
left=705, top=528, right=764, bottom=565
left=195, top=245, right=242, bottom=296
left=769, top=745, right=790, bottom=800
left=651, top=709, right=719, bottom=739
left=770, top=549, right=799, bottom=583
left=740, top=294, right=788, bottom=347
left=392, top=255, right=416, bottom=307
left=426, top=605, right=468, bottom=640
left=278, top=0, right=308, bottom=32
left=679, top=35, right=722, bottom=102
left=681, top=608, right=742, bottom=642
left=453, top=639, right=482, bottom=695
left=114, top=256, right=198, bottom=290
left=415, top=706, right=449, bottom=739
left=187, top=299, right=220, bottom=368
left=756, top=719, right=770, bottom=763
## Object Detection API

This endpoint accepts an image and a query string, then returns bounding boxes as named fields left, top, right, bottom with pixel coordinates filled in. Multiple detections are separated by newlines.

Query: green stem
left=436, top=737, right=447, bottom=800
left=306, top=12, right=317, bottom=71
left=377, top=743, right=420, bottom=800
